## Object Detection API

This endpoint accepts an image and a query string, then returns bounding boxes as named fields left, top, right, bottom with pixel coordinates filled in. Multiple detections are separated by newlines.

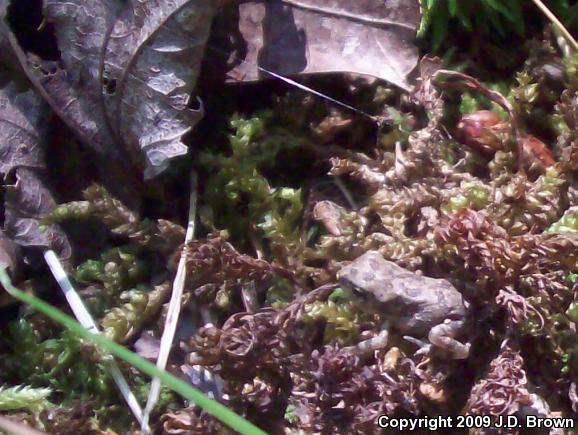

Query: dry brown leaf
left=211, top=0, right=421, bottom=91
left=4, top=0, right=218, bottom=178
left=0, top=84, right=71, bottom=261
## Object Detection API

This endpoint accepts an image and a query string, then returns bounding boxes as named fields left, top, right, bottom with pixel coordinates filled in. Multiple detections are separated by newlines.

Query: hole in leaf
left=188, top=95, right=202, bottom=111
left=104, top=78, right=117, bottom=95
left=7, top=0, right=61, bottom=61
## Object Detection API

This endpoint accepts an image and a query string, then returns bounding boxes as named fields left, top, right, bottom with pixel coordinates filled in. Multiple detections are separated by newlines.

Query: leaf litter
left=1, top=0, right=578, bottom=433
left=210, top=0, right=421, bottom=91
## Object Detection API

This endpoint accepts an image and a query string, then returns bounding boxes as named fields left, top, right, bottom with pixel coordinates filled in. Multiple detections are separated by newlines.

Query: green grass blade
left=455, top=2, right=473, bottom=31
left=431, top=1, right=449, bottom=52
left=504, top=0, right=525, bottom=35
left=0, top=267, right=267, bottom=435
left=43, top=249, right=146, bottom=428
left=484, top=0, right=514, bottom=19
left=417, top=0, right=434, bottom=38
left=484, top=0, right=524, bottom=34
left=448, top=0, right=458, bottom=17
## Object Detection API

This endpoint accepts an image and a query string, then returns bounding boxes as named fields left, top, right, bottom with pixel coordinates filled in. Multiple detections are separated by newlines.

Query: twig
left=141, top=172, right=198, bottom=434
left=531, top=0, right=578, bottom=53
left=43, top=250, right=146, bottom=430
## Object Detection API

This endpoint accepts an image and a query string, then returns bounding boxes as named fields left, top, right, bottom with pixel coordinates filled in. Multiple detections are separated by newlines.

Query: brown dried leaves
left=0, top=84, right=71, bottom=260
left=7, top=0, right=218, bottom=177
left=212, top=0, right=421, bottom=91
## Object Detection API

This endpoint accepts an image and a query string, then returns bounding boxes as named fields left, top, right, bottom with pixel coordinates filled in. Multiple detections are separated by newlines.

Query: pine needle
left=141, top=172, right=198, bottom=434
left=43, top=250, right=147, bottom=431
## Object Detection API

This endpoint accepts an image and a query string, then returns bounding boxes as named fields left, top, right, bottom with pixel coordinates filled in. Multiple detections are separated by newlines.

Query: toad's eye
left=349, top=285, right=369, bottom=301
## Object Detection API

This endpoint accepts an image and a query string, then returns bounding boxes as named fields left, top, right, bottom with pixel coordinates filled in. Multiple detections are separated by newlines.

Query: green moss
left=266, top=277, right=297, bottom=307
left=418, top=0, right=525, bottom=52
left=200, top=112, right=305, bottom=257
left=509, top=71, right=539, bottom=114
left=548, top=207, right=578, bottom=234
left=0, top=318, right=177, bottom=430
left=75, top=246, right=147, bottom=302
left=442, top=180, right=490, bottom=213
left=566, top=302, right=578, bottom=323
left=380, top=107, right=413, bottom=150
left=0, top=385, right=53, bottom=413
left=0, top=319, right=111, bottom=403
left=101, top=282, right=170, bottom=342
left=564, top=52, right=578, bottom=91
left=302, top=298, right=360, bottom=345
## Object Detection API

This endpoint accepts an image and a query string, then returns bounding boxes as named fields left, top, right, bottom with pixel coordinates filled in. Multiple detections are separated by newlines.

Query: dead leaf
left=0, top=0, right=21, bottom=79
left=0, top=85, right=45, bottom=174
left=27, top=0, right=122, bottom=157
left=5, top=0, right=218, bottom=178
left=134, top=332, right=161, bottom=361
left=0, top=229, right=21, bottom=277
left=212, top=0, right=421, bottom=91
left=99, top=0, right=218, bottom=177
left=4, top=170, right=72, bottom=263
left=0, top=84, right=71, bottom=261
left=5, top=168, right=61, bottom=247
left=0, top=0, right=118, bottom=157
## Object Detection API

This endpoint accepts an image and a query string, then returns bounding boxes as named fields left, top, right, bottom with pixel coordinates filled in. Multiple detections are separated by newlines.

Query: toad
left=337, top=251, right=470, bottom=359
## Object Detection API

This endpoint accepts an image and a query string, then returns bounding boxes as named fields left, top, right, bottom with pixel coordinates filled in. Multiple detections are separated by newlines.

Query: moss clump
left=442, top=180, right=490, bottom=213
left=199, top=112, right=306, bottom=262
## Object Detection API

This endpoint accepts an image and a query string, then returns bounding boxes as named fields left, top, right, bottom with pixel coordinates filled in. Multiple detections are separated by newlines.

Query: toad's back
left=338, top=251, right=466, bottom=335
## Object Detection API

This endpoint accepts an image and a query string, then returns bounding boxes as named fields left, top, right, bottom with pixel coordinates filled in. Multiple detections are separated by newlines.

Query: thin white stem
left=531, top=0, right=578, bottom=53
left=141, top=172, right=198, bottom=434
left=43, top=250, right=146, bottom=430
left=334, top=176, right=358, bottom=210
